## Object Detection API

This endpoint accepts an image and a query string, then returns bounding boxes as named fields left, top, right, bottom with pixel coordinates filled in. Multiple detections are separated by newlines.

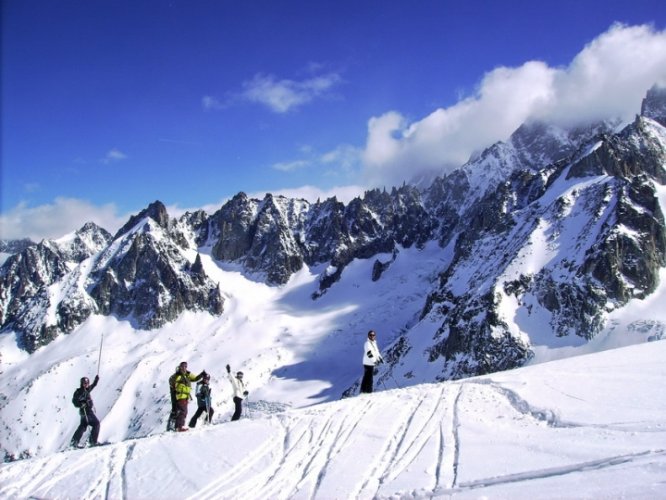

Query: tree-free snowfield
left=1, top=340, right=665, bottom=499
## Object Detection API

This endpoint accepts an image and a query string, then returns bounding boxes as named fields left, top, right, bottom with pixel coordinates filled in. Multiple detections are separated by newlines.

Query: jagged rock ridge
left=0, top=88, right=664, bottom=391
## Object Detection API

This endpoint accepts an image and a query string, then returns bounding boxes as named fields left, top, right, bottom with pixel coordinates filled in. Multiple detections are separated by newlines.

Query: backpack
left=72, top=389, right=82, bottom=408
left=196, top=383, right=211, bottom=407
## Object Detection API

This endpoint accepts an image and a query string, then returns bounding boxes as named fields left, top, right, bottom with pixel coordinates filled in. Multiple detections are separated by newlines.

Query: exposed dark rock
left=641, top=84, right=666, bottom=126
left=2, top=86, right=665, bottom=393
left=89, top=226, right=223, bottom=329
left=114, top=200, right=170, bottom=239
left=0, top=239, right=35, bottom=256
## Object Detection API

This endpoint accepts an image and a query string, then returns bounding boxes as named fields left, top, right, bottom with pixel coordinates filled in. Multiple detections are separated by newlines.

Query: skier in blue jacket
left=189, top=373, right=214, bottom=427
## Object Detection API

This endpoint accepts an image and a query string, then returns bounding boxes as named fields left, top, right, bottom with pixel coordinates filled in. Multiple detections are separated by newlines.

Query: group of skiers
left=70, top=330, right=383, bottom=447
left=69, top=362, right=249, bottom=447
left=166, top=361, right=248, bottom=432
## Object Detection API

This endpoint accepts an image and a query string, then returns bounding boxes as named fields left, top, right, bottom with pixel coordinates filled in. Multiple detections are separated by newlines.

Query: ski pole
left=96, top=330, right=104, bottom=376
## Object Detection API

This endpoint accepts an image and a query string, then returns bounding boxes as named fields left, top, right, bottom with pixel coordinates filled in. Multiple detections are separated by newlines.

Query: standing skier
left=171, top=361, right=207, bottom=432
left=189, top=373, right=214, bottom=428
left=360, top=330, right=384, bottom=394
left=167, top=365, right=180, bottom=431
left=226, top=364, right=248, bottom=421
left=70, top=375, right=101, bottom=448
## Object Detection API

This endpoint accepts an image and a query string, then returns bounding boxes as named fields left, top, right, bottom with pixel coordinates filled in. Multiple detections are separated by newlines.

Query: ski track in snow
left=435, top=448, right=666, bottom=496
left=2, top=341, right=665, bottom=500
left=0, top=394, right=661, bottom=500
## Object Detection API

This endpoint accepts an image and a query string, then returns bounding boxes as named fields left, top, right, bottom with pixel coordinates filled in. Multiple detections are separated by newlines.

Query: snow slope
left=1, top=340, right=665, bottom=499
left=1, top=235, right=665, bottom=462
left=0, top=242, right=448, bottom=457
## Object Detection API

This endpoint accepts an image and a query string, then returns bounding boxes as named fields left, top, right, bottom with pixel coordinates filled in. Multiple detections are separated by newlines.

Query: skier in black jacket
left=70, top=375, right=101, bottom=448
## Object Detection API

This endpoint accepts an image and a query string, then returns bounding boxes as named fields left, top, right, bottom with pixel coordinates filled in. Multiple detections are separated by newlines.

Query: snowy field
left=1, top=340, right=665, bottom=499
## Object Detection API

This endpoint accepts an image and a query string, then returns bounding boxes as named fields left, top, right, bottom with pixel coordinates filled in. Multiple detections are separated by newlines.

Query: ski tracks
left=432, top=448, right=666, bottom=496
left=354, top=384, right=463, bottom=499
left=0, top=443, right=135, bottom=499
left=184, top=421, right=287, bottom=500
left=0, top=451, right=86, bottom=498
left=201, top=397, right=377, bottom=500
left=84, top=442, right=135, bottom=499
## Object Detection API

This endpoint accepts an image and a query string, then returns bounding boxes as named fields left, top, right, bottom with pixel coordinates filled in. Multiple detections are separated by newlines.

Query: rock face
left=641, top=84, right=666, bottom=126
left=0, top=223, right=112, bottom=351
left=89, top=218, right=223, bottom=330
left=0, top=206, right=224, bottom=352
left=1, top=87, right=665, bottom=391
left=402, top=110, right=666, bottom=380
left=0, top=238, right=35, bottom=257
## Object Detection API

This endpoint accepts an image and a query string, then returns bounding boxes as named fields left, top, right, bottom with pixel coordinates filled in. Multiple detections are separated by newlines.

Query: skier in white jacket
left=226, top=364, right=248, bottom=421
left=360, top=330, right=383, bottom=393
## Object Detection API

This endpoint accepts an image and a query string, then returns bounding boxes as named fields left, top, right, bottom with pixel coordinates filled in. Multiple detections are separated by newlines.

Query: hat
left=81, top=377, right=89, bottom=385
left=236, top=371, right=244, bottom=378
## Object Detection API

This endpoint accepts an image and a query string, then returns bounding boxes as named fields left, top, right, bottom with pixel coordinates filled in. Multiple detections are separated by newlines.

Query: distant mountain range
left=1, top=85, right=665, bottom=382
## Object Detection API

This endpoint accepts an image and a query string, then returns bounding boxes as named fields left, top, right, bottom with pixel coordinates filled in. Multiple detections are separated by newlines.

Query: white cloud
left=272, top=159, right=311, bottom=172
left=100, top=148, right=128, bottom=164
left=241, top=72, right=342, bottom=113
left=361, top=23, right=666, bottom=189
left=271, top=144, right=362, bottom=177
left=320, top=144, right=363, bottom=175
left=205, top=71, right=343, bottom=114
left=202, top=95, right=225, bottom=111
left=537, top=23, right=666, bottom=125
left=0, top=198, right=127, bottom=241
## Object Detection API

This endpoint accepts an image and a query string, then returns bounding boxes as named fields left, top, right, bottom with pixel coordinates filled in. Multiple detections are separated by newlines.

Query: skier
left=167, top=365, right=179, bottom=431
left=189, top=373, right=214, bottom=428
left=70, top=375, right=101, bottom=448
left=360, top=330, right=384, bottom=394
left=226, top=364, right=248, bottom=421
left=171, top=361, right=207, bottom=432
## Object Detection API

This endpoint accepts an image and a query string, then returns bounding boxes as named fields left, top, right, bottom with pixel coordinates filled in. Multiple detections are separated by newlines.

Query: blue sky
left=2, top=0, right=666, bottom=240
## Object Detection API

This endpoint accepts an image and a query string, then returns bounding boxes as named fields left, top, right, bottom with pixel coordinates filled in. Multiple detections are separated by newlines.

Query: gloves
left=226, top=364, right=231, bottom=373
left=94, top=375, right=99, bottom=384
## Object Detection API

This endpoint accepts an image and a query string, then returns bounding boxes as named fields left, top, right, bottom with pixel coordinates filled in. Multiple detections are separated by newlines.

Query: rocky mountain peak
left=2, top=87, right=665, bottom=388
left=113, top=200, right=170, bottom=239
left=641, top=84, right=666, bottom=126
left=0, top=238, right=35, bottom=256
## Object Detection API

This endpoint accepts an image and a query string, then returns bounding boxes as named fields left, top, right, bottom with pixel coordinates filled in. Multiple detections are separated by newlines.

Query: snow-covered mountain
left=1, top=340, right=664, bottom=499
left=0, top=85, right=665, bottom=461
left=0, top=239, right=34, bottom=267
